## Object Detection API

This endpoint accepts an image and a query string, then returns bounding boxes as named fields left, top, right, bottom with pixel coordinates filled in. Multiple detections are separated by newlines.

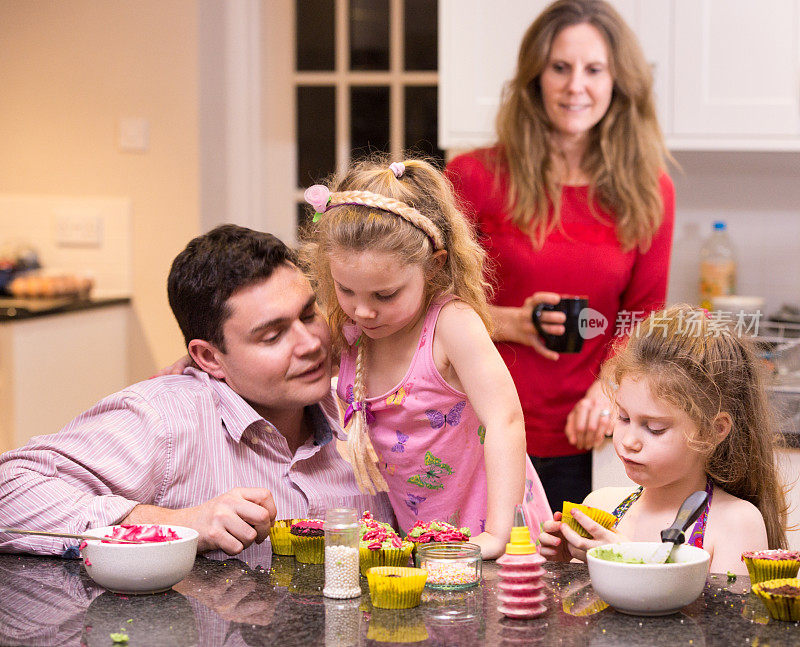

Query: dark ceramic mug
left=532, top=296, right=589, bottom=353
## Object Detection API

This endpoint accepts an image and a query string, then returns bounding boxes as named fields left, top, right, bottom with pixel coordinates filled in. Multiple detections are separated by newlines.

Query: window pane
left=297, top=86, right=336, bottom=187
left=349, top=0, right=389, bottom=70
left=404, top=0, right=438, bottom=70
left=350, top=86, right=390, bottom=159
left=296, top=0, right=335, bottom=71
left=404, top=86, right=444, bottom=166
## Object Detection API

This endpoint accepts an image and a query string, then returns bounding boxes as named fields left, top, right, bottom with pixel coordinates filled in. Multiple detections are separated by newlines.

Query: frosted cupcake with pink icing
left=741, top=549, right=800, bottom=584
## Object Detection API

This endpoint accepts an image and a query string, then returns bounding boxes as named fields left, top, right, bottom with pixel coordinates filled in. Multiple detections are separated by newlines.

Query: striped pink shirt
left=0, top=368, right=394, bottom=566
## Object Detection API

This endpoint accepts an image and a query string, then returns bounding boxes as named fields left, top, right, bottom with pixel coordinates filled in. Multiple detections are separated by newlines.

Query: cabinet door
left=438, top=0, right=670, bottom=149
left=673, top=0, right=800, bottom=139
left=439, top=0, right=549, bottom=149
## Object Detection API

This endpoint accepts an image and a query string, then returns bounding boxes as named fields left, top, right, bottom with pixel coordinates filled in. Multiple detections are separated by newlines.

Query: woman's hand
left=151, top=354, right=195, bottom=378
left=565, top=379, right=614, bottom=450
left=559, top=509, right=623, bottom=563
left=490, top=292, right=566, bottom=361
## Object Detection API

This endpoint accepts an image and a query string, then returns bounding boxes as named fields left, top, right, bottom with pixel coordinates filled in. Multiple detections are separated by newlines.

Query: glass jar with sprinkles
left=416, top=542, right=482, bottom=590
left=323, top=508, right=361, bottom=599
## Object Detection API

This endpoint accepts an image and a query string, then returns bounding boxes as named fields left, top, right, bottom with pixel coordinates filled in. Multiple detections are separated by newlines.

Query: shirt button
left=250, top=436, right=259, bottom=445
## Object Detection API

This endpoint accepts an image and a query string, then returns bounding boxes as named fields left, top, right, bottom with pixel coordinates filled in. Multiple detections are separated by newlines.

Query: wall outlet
left=55, top=209, right=104, bottom=247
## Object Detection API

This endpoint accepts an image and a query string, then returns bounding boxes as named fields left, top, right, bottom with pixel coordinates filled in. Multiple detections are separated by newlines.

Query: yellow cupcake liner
left=366, top=608, right=428, bottom=643
left=359, top=542, right=414, bottom=576
left=562, top=502, right=617, bottom=539
left=743, top=557, right=800, bottom=585
left=562, top=589, right=609, bottom=616
left=752, top=578, right=800, bottom=621
left=290, top=534, right=325, bottom=564
left=366, top=566, right=428, bottom=609
left=270, top=519, right=298, bottom=556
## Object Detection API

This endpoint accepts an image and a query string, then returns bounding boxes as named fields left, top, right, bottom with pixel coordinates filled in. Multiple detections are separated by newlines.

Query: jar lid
left=324, top=507, right=358, bottom=527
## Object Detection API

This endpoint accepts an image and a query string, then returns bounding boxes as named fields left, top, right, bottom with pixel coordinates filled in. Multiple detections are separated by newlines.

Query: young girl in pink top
left=300, top=157, right=550, bottom=558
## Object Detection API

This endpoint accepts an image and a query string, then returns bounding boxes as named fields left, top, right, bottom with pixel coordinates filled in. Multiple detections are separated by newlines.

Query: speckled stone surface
left=1, top=553, right=798, bottom=646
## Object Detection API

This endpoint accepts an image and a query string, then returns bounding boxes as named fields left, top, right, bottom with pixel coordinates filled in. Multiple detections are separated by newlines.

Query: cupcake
left=741, top=550, right=800, bottom=584
left=561, top=502, right=617, bottom=539
left=751, top=578, right=800, bottom=621
left=360, top=512, right=414, bottom=576
left=366, top=566, right=428, bottom=609
left=270, top=519, right=298, bottom=556
left=290, top=519, right=325, bottom=564
left=405, top=520, right=471, bottom=554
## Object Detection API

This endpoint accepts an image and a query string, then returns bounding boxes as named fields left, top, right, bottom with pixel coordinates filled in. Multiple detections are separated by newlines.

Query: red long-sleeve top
left=445, top=148, right=674, bottom=457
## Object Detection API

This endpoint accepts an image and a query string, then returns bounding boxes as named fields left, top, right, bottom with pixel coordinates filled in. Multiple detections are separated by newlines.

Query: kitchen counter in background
left=0, top=295, right=131, bottom=322
left=0, top=554, right=796, bottom=647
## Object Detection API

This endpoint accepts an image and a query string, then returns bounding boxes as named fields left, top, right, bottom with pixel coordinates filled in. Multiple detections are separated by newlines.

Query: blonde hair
left=601, top=304, right=788, bottom=549
left=494, top=0, right=671, bottom=251
left=300, top=155, right=492, bottom=492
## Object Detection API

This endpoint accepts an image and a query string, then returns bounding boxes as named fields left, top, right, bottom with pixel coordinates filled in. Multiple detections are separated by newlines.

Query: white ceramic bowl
left=81, top=524, right=199, bottom=594
left=586, top=542, right=710, bottom=616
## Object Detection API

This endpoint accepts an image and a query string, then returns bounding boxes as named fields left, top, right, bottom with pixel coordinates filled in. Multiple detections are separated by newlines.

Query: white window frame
left=208, top=0, right=438, bottom=244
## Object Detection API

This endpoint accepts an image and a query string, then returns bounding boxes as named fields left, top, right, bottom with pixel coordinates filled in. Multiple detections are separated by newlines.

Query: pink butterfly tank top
left=338, top=296, right=552, bottom=540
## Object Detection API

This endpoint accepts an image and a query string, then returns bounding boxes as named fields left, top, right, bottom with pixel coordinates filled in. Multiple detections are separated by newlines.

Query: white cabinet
left=439, top=0, right=800, bottom=150
left=439, top=0, right=549, bottom=149
left=0, top=305, right=129, bottom=453
left=671, top=0, right=800, bottom=148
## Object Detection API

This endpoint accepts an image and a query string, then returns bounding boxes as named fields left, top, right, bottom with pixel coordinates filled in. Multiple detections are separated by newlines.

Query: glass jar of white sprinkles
left=323, top=508, right=361, bottom=599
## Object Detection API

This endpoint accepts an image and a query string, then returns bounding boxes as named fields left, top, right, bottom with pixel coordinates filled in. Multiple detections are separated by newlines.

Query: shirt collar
left=186, top=367, right=344, bottom=445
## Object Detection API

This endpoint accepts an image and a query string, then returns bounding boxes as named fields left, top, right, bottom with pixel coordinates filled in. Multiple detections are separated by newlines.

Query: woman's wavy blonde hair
left=495, top=0, right=672, bottom=251
left=299, top=154, right=492, bottom=492
left=601, top=305, right=788, bottom=549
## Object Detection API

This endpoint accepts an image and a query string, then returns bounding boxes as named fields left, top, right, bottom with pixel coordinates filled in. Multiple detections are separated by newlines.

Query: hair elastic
left=389, top=162, right=405, bottom=178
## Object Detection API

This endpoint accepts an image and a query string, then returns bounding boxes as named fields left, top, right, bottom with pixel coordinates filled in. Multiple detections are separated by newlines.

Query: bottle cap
left=504, top=505, right=537, bottom=555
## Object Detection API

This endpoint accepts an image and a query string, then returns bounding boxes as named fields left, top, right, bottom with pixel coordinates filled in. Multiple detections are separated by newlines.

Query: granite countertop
left=0, top=296, right=131, bottom=322
left=0, top=553, right=797, bottom=646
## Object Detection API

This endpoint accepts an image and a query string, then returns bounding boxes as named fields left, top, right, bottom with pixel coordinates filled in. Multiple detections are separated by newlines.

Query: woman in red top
left=445, top=0, right=675, bottom=512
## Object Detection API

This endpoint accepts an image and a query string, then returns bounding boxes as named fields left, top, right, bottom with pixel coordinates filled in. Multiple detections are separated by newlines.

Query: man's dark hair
left=168, top=224, right=296, bottom=351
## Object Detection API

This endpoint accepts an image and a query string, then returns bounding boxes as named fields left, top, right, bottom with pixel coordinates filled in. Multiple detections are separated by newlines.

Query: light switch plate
left=118, top=117, right=150, bottom=152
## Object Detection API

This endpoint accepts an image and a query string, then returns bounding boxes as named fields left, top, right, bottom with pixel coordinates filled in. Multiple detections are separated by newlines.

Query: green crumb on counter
left=592, top=547, right=645, bottom=564
left=727, top=571, right=737, bottom=582
left=110, top=632, right=129, bottom=643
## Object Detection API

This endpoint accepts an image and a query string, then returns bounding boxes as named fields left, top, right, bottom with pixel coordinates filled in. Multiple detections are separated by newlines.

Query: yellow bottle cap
left=505, top=525, right=537, bottom=555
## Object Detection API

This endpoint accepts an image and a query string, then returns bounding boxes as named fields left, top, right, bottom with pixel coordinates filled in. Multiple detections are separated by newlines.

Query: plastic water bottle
left=699, top=221, right=736, bottom=310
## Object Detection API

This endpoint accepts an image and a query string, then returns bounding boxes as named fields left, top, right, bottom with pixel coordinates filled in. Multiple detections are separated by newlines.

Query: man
left=0, top=225, right=393, bottom=565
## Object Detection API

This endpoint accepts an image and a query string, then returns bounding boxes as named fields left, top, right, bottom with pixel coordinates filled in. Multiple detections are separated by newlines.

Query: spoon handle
left=0, top=527, right=143, bottom=544
left=660, top=490, right=709, bottom=545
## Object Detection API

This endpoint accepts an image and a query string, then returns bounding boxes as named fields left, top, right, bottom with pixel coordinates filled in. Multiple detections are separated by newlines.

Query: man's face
left=206, top=264, right=332, bottom=420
